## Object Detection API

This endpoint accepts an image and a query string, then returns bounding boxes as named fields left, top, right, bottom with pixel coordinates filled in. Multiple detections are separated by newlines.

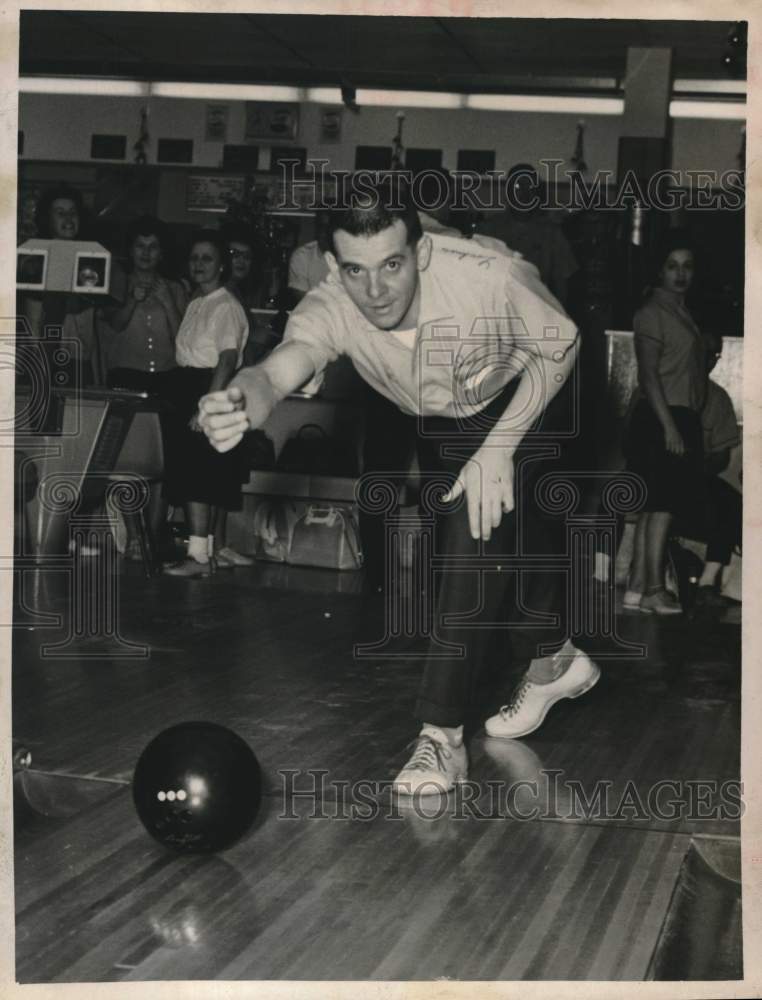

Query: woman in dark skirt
left=624, top=231, right=707, bottom=614
left=163, top=231, right=249, bottom=577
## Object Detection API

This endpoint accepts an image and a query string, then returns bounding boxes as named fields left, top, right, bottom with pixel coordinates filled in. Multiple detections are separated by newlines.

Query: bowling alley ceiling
left=19, top=12, right=741, bottom=91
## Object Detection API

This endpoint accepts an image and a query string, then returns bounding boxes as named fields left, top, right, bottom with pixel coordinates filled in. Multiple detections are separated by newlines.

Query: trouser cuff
left=414, top=696, right=464, bottom=728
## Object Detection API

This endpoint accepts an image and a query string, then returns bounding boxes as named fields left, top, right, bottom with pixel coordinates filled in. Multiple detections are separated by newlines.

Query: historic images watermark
left=278, top=769, right=745, bottom=823
left=276, top=159, right=745, bottom=213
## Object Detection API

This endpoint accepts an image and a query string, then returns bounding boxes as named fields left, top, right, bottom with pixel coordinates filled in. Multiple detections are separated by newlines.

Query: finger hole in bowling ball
left=132, top=722, right=262, bottom=854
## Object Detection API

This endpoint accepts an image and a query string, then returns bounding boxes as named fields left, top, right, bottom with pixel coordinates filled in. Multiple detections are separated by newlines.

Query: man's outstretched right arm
left=198, top=341, right=317, bottom=453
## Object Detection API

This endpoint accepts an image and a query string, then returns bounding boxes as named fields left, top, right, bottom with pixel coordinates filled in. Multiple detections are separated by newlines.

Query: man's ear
left=325, top=251, right=339, bottom=277
left=416, top=234, right=432, bottom=272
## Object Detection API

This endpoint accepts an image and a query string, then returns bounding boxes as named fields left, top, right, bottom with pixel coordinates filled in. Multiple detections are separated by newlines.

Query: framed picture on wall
left=223, top=145, right=259, bottom=171
left=245, top=102, right=299, bottom=141
left=205, top=104, right=229, bottom=142
left=457, top=149, right=496, bottom=173
left=90, top=134, right=127, bottom=160
left=355, top=146, right=392, bottom=169
left=320, top=107, right=342, bottom=143
left=186, top=174, right=247, bottom=212
left=157, top=138, right=194, bottom=164
left=270, top=146, right=307, bottom=174
left=405, top=148, right=443, bottom=174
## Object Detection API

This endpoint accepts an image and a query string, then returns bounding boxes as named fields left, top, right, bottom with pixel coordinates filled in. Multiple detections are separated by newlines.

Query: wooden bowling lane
left=14, top=566, right=741, bottom=838
left=16, top=777, right=693, bottom=982
left=12, top=561, right=742, bottom=981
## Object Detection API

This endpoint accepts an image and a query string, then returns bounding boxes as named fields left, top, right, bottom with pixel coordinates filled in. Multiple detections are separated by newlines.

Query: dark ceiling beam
left=241, top=13, right=318, bottom=69
left=62, top=10, right=148, bottom=66
left=433, top=17, right=485, bottom=73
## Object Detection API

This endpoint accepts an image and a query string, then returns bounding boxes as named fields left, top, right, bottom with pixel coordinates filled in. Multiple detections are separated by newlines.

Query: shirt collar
left=652, top=287, right=687, bottom=312
left=416, top=250, right=455, bottom=330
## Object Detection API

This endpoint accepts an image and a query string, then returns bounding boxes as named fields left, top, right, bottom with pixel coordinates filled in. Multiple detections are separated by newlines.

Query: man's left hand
left=442, top=445, right=515, bottom=541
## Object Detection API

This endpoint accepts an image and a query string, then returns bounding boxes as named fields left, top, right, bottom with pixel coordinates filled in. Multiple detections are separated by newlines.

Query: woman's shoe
left=622, top=589, right=643, bottom=611
left=216, top=546, right=254, bottom=568
left=163, top=556, right=213, bottom=578
left=123, top=538, right=144, bottom=562
left=639, top=590, right=682, bottom=615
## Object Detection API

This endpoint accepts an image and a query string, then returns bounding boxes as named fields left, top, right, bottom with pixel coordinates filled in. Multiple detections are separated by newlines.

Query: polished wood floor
left=12, top=555, right=742, bottom=982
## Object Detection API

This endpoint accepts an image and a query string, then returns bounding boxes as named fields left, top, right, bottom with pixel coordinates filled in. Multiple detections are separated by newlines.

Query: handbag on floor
left=289, top=505, right=363, bottom=570
left=253, top=499, right=301, bottom=563
left=253, top=499, right=362, bottom=570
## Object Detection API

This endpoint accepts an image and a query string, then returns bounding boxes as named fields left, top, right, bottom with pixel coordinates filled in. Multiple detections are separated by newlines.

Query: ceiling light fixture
left=355, top=89, right=464, bottom=109
left=150, top=82, right=301, bottom=101
left=669, top=99, right=746, bottom=120
left=19, top=77, right=150, bottom=97
left=18, top=77, right=745, bottom=120
left=673, top=79, right=747, bottom=95
left=465, top=94, right=624, bottom=114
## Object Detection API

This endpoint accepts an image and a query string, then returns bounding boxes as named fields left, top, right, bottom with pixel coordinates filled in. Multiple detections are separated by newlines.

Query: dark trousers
left=360, top=379, right=569, bottom=729
left=414, top=384, right=568, bottom=727
left=673, top=474, right=742, bottom=568
left=359, top=384, right=417, bottom=586
left=705, top=477, right=742, bottom=566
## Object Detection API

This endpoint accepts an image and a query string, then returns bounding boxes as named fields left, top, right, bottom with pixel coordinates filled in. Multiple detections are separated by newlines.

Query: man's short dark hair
left=327, top=177, right=422, bottom=253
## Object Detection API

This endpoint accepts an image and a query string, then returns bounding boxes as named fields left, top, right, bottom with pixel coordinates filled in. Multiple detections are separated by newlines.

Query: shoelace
left=499, top=679, right=533, bottom=719
left=403, top=735, right=452, bottom=773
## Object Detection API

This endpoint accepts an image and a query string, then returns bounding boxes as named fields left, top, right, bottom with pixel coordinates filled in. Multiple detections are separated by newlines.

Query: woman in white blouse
left=163, top=231, right=249, bottom=577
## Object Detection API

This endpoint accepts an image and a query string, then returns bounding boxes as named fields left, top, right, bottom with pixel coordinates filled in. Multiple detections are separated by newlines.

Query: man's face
left=329, top=219, right=422, bottom=331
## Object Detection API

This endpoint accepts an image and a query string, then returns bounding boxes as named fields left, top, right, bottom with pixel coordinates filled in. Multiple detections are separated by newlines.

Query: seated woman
left=162, top=230, right=249, bottom=577
left=624, top=231, right=707, bottom=615
left=102, top=215, right=186, bottom=391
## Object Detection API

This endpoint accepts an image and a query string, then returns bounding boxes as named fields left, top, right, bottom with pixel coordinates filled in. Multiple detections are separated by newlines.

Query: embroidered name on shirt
left=439, top=247, right=498, bottom=267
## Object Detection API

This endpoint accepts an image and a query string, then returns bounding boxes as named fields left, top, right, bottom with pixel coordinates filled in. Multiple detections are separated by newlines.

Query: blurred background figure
left=100, top=215, right=187, bottom=561
left=223, top=223, right=280, bottom=367
left=286, top=208, right=332, bottom=306
left=102, top=215, right=186, bottom=391
left=20, top=183, right=99, bottom=386
left=477, top=163, right=579, bottom=308
left=623, top=231, right=706, bottom=615
left=162, top=230, right=249, bottom=577
left=673, top=330, right=742, bottom=611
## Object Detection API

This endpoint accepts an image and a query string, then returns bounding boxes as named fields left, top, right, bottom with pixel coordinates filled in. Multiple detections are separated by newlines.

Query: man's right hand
left=199, top=386, right=251, bottom=452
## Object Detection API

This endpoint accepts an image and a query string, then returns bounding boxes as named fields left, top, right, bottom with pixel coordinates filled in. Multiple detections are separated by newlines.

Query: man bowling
left=199, top=184, right=599, bottom=796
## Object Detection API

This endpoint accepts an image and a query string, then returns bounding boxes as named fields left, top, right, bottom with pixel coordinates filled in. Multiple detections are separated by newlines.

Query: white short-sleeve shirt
left=275, top=231, right=577, bottom=418
left=175, top=286, right=248, bottom=369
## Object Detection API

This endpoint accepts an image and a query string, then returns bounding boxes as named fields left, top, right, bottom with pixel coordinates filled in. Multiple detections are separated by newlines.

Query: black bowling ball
left=132, top=722, right=261, bottom=853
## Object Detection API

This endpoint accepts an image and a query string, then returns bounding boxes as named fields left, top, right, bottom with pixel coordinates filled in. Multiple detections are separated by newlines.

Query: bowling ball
left=132, top=722, right=261, bottom=853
